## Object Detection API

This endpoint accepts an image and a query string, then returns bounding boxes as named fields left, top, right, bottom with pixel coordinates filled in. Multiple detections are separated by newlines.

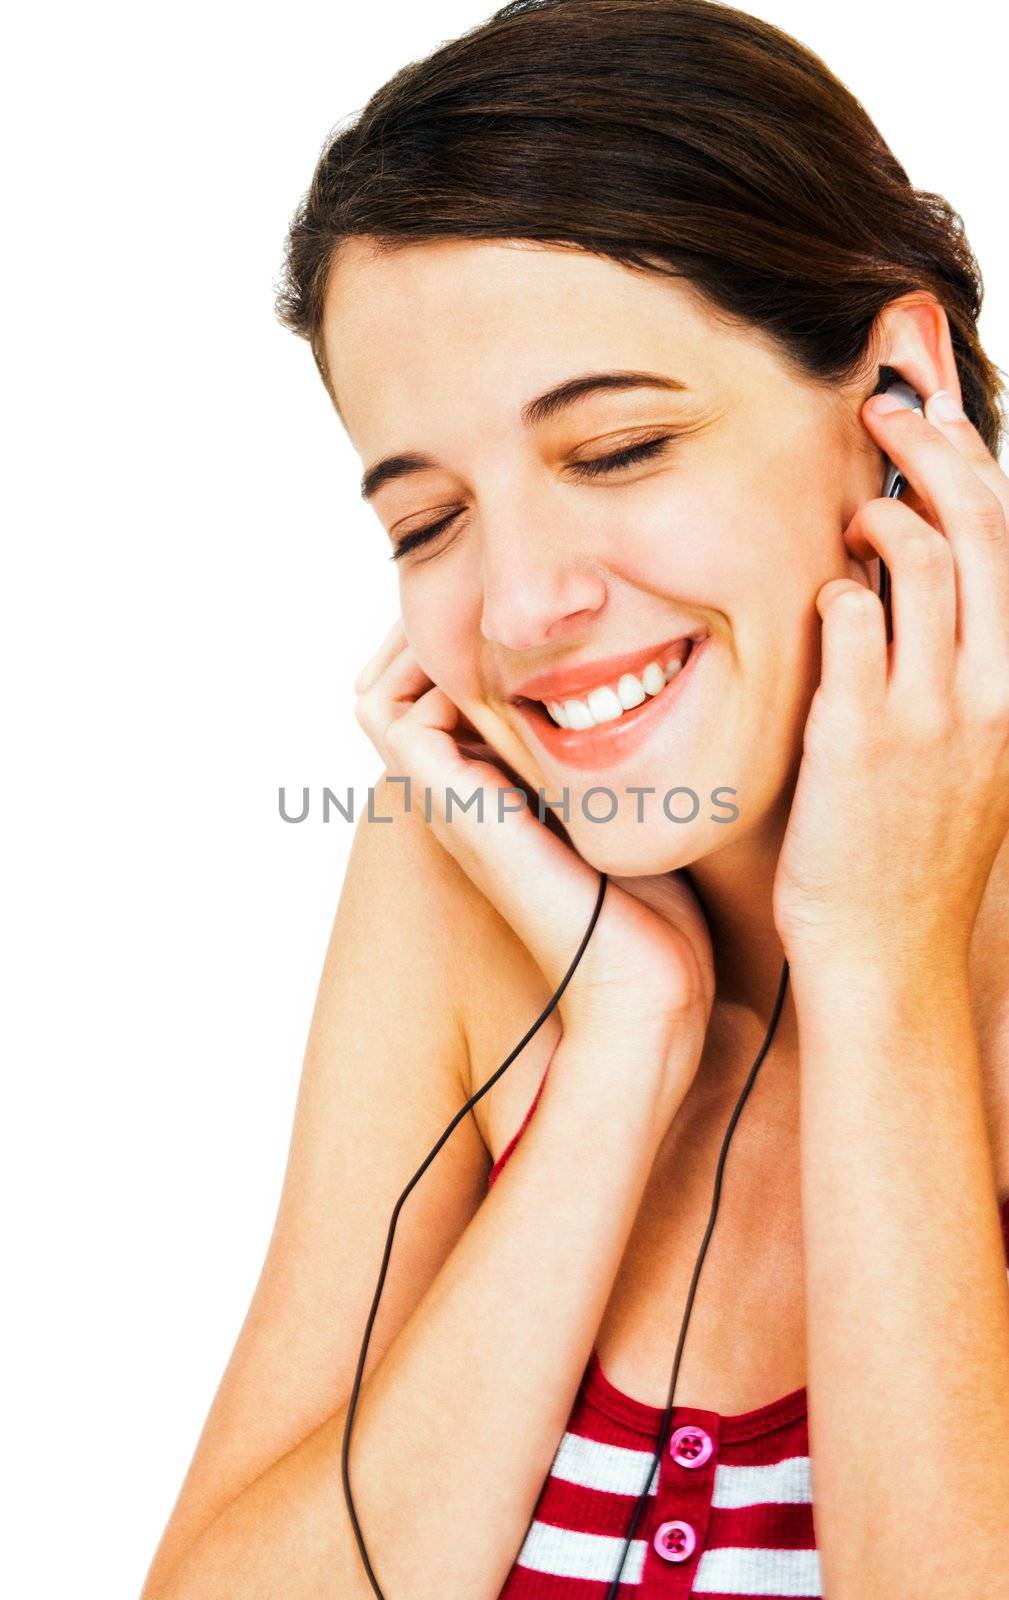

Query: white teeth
left=562, top=698, right=594, bottom=730
left=641, top=661, right=666, bottom=695
left=586, top=685, right=623, bottom=723
left=544, top=651, right=689, bottom=730
left=616, top=673, right=646, bottom=710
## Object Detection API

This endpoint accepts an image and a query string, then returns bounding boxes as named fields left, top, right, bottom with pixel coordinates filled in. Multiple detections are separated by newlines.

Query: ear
left=869, top=290, right=963, bottom=411
left=860, top=292, right=959, bottom=531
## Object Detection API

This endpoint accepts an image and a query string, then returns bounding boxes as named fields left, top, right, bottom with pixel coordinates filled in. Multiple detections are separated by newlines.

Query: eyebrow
left=358, top=370, right=689, bottom=500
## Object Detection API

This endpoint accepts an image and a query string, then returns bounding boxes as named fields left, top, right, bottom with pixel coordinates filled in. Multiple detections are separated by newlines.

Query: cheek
left=626, top=476, right=826, bottom=717
left=612, top=475, right=796, bottom=627
left=400, top=587, right=482, bottom=702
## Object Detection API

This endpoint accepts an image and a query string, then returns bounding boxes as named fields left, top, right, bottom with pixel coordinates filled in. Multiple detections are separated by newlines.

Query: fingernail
left=926, top=388, right=965, bottom=423
left=867, top=391, right=905, bottom=414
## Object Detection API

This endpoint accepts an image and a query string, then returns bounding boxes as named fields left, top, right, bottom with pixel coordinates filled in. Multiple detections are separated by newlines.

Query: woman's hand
left=353, top=624, right=715, bottom=1100
left=773, top=388, right=1009, bottom=977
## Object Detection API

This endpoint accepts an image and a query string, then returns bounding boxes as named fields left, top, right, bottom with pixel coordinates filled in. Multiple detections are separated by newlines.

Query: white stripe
left=693, top=1543, right=822, bottom=1596
left=515, top=1523, right=823, bottom=1593
left=550, top=1429, right=661, bottom=1497
left=712, top=1454, right=813, bottom=1508
left=516, top=1519, right=648, bottom=1584
left=550, top=1434, right=815, bottom=1506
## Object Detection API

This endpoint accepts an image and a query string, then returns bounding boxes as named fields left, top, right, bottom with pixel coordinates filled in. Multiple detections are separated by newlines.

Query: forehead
left=322, top=238, right=785, bottom=447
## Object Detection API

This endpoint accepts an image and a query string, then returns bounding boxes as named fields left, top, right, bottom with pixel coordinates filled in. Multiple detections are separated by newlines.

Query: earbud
left=876, top=374, right=924, bottom=498
left=871, top=372, right=925, bottom=639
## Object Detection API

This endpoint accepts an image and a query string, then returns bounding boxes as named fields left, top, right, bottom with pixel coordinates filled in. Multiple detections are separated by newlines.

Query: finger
left=383, top=682, right=480, bottom=789
left=352, top=617, right=407, bottom=693
left=861, top=395, right=1009, bottom=672
left=815, top=577, right=887, bottom=717
left=355, top=640, right=431, bottom=762
left=923, top=390, right=1009, bottom=691
left=923, top=390, right=1009, bottom=524
left=383, top=684, right=571, bottom=897
left=841, top=495, right=957, bottom=701
left=389, top=685, right=530, bottom=807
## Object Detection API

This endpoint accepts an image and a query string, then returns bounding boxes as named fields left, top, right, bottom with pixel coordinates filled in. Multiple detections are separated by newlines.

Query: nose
left=477, top=497, right=608, bottom=653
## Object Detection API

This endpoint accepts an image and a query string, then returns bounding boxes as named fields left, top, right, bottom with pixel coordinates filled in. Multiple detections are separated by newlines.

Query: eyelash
left=388, top=434, right=676, bottom=562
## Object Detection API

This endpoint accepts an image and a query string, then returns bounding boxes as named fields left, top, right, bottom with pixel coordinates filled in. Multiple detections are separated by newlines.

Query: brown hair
left=275, top=0, right=1005, bottom=456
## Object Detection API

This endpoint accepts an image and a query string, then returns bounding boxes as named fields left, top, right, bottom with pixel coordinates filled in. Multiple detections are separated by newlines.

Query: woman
left=141, top=2, right=1009, bottom=1596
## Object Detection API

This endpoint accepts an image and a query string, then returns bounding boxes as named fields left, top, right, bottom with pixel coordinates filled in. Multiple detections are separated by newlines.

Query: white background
left=3, top=2, right=1005, bottom=1593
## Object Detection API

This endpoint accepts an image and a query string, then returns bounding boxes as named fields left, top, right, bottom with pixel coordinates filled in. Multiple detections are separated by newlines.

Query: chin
left=558, top=817, right=715, bottom=879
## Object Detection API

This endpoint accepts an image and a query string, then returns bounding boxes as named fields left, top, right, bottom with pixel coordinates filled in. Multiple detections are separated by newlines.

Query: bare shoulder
left=969, top=828, right=1009, bottom=1204
left=355, top=771, right=563, bottom=1164
left=389, top=771, right=569, bottom=1167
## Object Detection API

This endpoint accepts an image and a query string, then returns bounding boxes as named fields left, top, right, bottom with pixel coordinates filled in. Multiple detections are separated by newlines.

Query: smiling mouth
left=513, top=637, right=696, bottom=730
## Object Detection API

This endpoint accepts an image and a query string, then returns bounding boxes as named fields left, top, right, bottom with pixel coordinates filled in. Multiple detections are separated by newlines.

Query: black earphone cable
left=878, top=464, right=904, bottom=646
left=342, top=868, right=611, bottom=1598
left=598, top=487, right=902, bottom=1589
left=593, top=443, right=898, bottom=1589
left=597, top=467, right=897, bottom=1590
left=600, top=951, right=789, bottom=1596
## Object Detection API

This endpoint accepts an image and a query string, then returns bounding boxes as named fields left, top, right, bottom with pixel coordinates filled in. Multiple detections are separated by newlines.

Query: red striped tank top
left=486, top=1061, right=1009, bottom=1598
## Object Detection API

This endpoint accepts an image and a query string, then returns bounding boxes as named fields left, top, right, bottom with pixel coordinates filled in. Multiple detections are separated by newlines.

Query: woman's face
left=323, top=237, right=882, bottom=875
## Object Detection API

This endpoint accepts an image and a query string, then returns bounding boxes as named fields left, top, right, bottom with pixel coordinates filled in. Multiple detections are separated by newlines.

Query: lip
left=512, top=634, right=710, bottom=772
left=509, top=630, right=707, bottom=704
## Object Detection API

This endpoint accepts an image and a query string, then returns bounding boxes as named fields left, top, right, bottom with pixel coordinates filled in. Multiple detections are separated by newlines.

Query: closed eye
left=388, top=434, right=676, bottom=561
left=567, top=433, right=675, bottom=480
left=389, top=510, right=464, bottom=562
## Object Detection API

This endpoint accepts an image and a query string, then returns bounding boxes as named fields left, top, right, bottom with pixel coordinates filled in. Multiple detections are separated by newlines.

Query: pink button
left=668, top=1424, right=713, bottom=1469
left=652, top=1519, right=696, bottom=1563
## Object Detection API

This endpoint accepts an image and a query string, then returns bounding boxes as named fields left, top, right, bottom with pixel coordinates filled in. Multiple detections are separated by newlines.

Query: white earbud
left=879, top=379, right=924, bottom=498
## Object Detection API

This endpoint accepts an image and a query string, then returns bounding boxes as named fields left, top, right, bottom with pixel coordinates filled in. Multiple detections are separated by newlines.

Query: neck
left=682, top=791, right=801, bottom=1089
